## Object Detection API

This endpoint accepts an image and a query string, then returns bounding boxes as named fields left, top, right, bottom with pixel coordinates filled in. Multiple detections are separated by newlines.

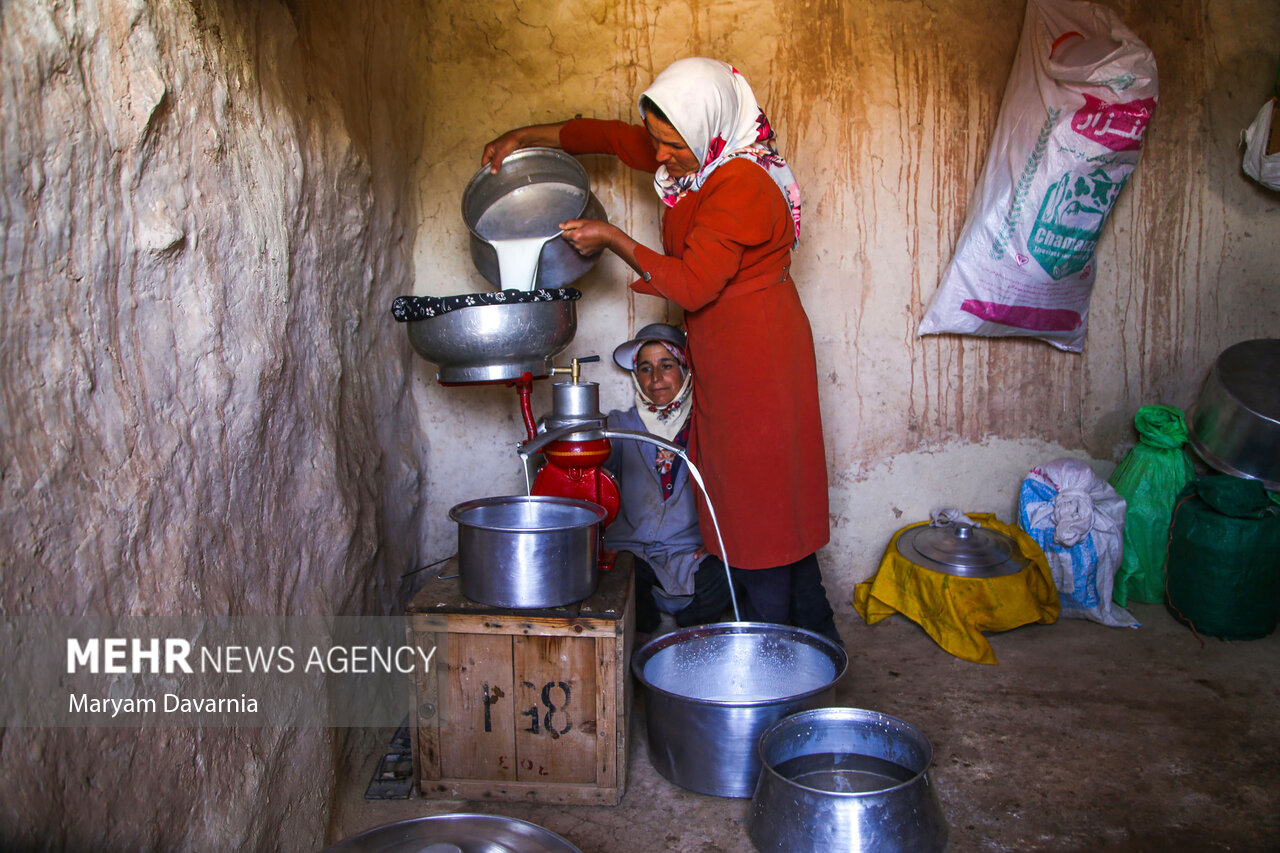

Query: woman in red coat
left=483, top=58, right=840, bottom=644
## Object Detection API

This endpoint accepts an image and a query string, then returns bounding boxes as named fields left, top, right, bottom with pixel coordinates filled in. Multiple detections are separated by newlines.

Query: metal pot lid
left=895, top=519, right=1030, bottom=578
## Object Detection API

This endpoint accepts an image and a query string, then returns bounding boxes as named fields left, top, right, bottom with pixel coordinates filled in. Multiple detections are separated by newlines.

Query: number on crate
left=518, top=680, right=573, bottom=736
left=481, top=682, right=505, bottom=733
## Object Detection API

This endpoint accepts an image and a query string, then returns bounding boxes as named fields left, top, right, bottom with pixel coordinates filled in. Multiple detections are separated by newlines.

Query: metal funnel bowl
left=403, top=293, right=578, bottom=383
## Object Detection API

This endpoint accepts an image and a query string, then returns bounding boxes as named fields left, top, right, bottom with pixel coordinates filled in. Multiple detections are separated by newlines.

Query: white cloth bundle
left=1019, top=457, right=1138, bottom=627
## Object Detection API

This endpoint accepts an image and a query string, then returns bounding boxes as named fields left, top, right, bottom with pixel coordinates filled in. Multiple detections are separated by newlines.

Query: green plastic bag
left=1165, top=476, right=1280, bottom=640
left=1108, top=405, right=1195, bottom=605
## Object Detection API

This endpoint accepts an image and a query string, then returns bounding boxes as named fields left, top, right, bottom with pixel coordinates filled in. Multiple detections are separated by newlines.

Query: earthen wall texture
left=1, top=1, right=428, bottom=849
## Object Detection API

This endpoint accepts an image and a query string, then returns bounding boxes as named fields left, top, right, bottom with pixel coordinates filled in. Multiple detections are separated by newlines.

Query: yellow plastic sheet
left=853, top=514, right=1060, bottom=665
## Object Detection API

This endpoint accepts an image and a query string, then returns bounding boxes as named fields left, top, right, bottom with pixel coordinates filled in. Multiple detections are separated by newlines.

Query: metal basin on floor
left=747, top=707, right=948, bottom=853
left=321, top=813, right=583, bottom=852
left=632, top=622, right=847, bottom=798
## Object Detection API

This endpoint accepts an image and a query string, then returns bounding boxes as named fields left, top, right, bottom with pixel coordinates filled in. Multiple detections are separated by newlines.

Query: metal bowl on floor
left=1188, top=338, right=1280, bottom=490
left=632, top=622, right=847, bottom=798
left=406, top=295, right=577, bottom=383
left=321, top=813, right=582, bottom=853
left=747, top=707, right=948, bottom=853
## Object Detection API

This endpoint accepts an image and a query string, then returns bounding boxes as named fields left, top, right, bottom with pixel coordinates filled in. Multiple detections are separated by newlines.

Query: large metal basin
left=450, top=496, right=605, bottom=609
left=406, top=296, right=577, bottom=383
left=463, top=148, right=607, bottom=290
left=632, top=622, right=847, bottom=798
left=1188, top=338, right=1280, bottom=490
left=321, top=813, right=583, bottom=852
left=748, top=707, right=948, bottom=853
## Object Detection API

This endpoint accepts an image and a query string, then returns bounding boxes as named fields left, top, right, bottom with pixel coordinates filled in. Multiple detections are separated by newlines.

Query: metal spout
left=518, top=421, right=606, bottom=457
left=599, top=428, right=682, bottom=455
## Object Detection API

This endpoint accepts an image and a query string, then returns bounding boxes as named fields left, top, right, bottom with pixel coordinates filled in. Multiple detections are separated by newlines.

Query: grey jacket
left=603, top=407, right=704, bottom=596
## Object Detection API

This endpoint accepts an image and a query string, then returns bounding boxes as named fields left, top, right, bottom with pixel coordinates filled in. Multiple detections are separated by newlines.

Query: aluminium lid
left=895, top=519, right=1030, bottom=579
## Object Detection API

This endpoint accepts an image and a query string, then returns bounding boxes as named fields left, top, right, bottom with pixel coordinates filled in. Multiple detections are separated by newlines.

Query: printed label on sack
left=1029, top=165, right=1132, bottom=280
left=1070, top=94, right=1155, bottom=152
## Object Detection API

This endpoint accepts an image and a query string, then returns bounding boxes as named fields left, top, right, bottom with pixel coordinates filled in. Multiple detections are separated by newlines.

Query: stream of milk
left=490, top=234, right=559, bottom=292
left=520, top=428, right=741, bottom=621
left=476, top=181, right=585, bottom=291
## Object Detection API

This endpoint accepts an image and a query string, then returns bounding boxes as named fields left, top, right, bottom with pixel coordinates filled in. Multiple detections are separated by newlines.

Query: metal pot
left=449, top=495, right=605, bottom=609
left=747, top=707, right=948, bottom=853
left=462, top=148, right=607, bottom=290
left=631, top=622, right=848, bottom=798
left=406, top=296, right=577, bottom=383
left=1188, top=338, right=1280, bottom=490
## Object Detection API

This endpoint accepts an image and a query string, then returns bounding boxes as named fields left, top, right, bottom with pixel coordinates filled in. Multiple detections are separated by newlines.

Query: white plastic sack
left=1018, top=457, right=1138, bottom=627
left=919, top=0, right=1158, bottom=352
left=1242, top=98, right=1280, bottom=191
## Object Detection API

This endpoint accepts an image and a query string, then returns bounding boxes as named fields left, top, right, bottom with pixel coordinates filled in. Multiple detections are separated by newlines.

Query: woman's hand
left=481, top=122, right=568, bottom=173
left=480, top=130, right=528, bottom=174
left=558, top=219, right=617, bottom=257
left=559, top=218, right=644, bottom=274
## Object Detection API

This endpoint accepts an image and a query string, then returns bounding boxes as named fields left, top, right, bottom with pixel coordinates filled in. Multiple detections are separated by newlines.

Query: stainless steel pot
left=462, top=148, right=607, bottom=290
left=1188, top=338, right=1280, bottom=490
left=406, top=296, right=577, bottom=383
left=450, top=496, right=606, bottom=609
left=747, top=707, right=948, bottom=853
left=632, top=622, right=848, bottom=798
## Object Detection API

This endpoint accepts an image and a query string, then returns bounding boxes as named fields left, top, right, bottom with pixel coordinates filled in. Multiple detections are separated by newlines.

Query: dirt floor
left=328, top=600, right=1280, bottom=852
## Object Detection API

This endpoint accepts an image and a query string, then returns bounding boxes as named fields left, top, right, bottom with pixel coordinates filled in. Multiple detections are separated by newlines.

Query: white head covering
left=628, top=341, right=693, bottom=443
left=640, top=57, right=802, bottom=247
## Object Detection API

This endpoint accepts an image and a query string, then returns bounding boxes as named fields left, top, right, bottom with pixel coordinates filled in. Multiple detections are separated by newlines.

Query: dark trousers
left=633, top=555, right=733, bottom=633
left=730, top=553, right=843, bottom=646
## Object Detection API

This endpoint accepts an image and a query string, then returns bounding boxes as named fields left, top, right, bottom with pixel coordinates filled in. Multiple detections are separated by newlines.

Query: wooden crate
left=405, top=552, right=634, bottom=805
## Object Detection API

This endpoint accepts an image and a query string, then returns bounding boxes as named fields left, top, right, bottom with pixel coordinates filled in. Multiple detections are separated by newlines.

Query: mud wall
left=408, top=0, right=1280, bottom=581
left=1, top=1, right=428, bottom=849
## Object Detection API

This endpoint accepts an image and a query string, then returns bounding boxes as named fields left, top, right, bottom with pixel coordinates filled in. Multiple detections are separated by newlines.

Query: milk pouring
left=462, top=148, right=608, bottom=291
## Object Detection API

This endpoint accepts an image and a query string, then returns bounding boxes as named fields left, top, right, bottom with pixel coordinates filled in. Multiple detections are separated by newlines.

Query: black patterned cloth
left=391, top=288, right=582, bottom=323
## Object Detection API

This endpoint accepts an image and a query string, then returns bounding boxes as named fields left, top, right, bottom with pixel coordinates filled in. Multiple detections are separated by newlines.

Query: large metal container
left=406, top=296, right=577, bottom=383
left=747, top=707, right=948, bottom=853
left=321, top=813, right=583, bottom=852
left=632, top=622, right=847, bottom=798
left=463, top=148, right=607, bottom=290
left=449, top=496, right=606, bottom=609
left=1188, top=338, right=1280, bottom=490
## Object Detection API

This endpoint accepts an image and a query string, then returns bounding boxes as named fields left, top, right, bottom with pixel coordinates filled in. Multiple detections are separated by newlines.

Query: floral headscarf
left=640, top=57, right=802, bottom=248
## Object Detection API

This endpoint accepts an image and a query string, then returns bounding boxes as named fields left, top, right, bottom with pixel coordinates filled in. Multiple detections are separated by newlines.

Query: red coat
left=561, top=119, right=829, bottom=569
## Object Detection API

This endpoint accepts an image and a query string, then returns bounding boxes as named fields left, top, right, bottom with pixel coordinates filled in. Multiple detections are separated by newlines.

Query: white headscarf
left=640, top=57, right=802, bottom=248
